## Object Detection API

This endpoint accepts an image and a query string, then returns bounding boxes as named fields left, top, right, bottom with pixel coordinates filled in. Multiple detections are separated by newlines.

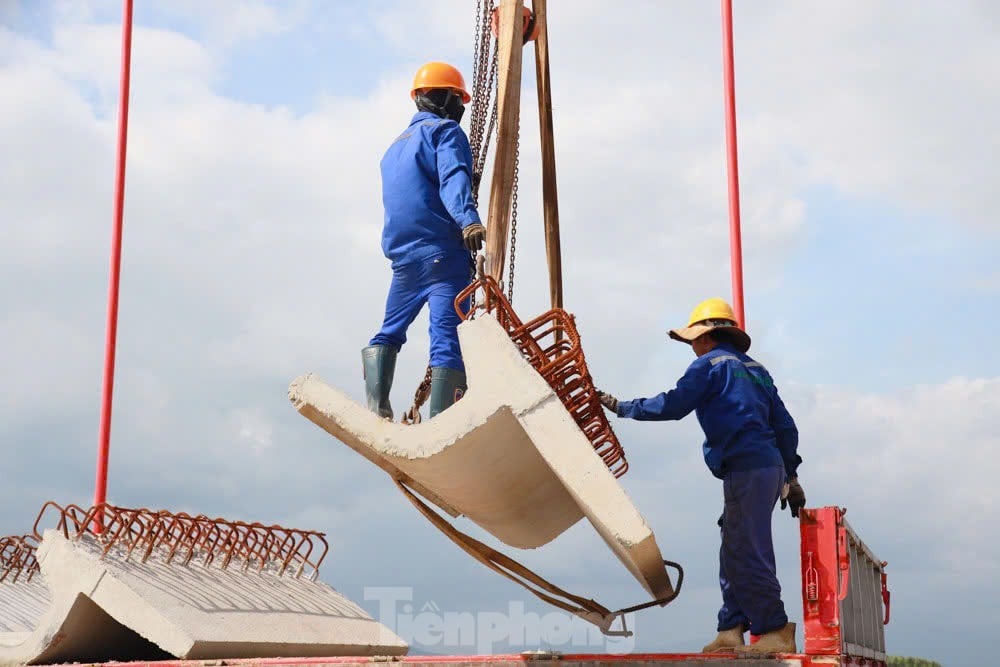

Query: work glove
left=597, top=390, right=619, bottom=414
left=780, top=477, right=806, bottom=518
left=463, top=223, right=486, bottom=252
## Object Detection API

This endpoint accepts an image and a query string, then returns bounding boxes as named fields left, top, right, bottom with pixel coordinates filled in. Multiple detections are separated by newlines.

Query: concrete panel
left=289, top=314, right=672, bottom=601
left=0, top=532, right=407, bottom=666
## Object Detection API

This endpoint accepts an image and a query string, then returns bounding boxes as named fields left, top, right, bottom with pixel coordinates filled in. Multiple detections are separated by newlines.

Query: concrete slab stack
left=0, top=530, right=406, bottom=666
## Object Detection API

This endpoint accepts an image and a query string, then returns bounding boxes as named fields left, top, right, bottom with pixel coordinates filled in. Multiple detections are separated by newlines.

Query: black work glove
left=780, top=477, right=806, bottom=518
left=463, top=223, right=486, bottom=252
left=597, top=390, right=619, bottom=414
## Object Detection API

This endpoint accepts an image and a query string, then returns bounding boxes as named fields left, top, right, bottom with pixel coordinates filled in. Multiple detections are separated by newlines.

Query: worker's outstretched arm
left=616, top=361, right=711, bottom=421
left=435, top=122, right=481, bottom=230
left=770, top=386, right=802, bottom=479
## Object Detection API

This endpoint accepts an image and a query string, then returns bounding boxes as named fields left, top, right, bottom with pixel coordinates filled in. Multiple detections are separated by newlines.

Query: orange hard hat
left=490, top=5, right=540, bottom=43
left=410, top=62, right=471, bottom=103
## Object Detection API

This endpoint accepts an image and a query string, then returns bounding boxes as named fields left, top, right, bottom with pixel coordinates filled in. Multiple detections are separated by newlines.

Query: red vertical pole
left=94, top=0, right=134, bottom=512
left=721, top=0, right=746, bottom=328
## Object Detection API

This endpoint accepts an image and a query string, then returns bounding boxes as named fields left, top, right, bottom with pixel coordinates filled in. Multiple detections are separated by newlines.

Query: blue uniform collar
left=411, top=110, right=442, bottom=125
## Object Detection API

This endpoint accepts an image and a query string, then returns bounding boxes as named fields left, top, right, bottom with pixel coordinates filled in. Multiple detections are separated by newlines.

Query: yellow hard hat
left=686, top=297, right=738, bottom=327
left=410, top=62, right=471, bottom=103
left=668, top=297, right=751, bottom=352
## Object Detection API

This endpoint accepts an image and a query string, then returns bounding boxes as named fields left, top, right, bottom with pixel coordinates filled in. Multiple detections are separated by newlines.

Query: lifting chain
left=508, top=123, right=519, bottom=302
left=469, top=0, right=521, bottom=304
left=470, top=0, right=498, bottom=204
left=476, top=49, right=499, bottom=196
left=468, top=0, right=500, bottom=315
left=401, top=366, right=433, bottom=425
left=473, top=1, right=518, bottom=303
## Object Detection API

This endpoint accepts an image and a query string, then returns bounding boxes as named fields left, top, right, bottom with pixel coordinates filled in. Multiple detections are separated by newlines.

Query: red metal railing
left=0, top=534, right=40, bottom=584
left=455, top=274, right=628, bottom=477
left=800, top=506, right=890, bottom=663
left=32, top=501, right=329, bottom=580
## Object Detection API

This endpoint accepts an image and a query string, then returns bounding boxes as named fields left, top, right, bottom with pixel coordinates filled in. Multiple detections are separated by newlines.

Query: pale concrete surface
left=0, top=531, right=407, bottom=666
left=289, top=314, right=673, bottom=602
left=0, top=574, right=49, bottom=634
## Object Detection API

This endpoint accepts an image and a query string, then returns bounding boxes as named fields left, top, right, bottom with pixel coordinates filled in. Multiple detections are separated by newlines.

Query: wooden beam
left=485, top=0, right=525, bottom=284
left=532, top=0, right=563, bottom=310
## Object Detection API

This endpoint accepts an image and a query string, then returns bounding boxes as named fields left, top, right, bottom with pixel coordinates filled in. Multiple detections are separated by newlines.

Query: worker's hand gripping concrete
left=463, top=222, right=486, bottom=252
left=780, top=477, right=806, bottom=517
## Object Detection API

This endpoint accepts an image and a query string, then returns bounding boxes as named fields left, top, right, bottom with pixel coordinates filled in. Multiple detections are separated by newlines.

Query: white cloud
left=736, top=1, right=999, bottom=228
left=148, top=0, right=309, bottom=49
left=229, top=408, right=273, bottom=453
left=789, top=376, right=1000, bottom=580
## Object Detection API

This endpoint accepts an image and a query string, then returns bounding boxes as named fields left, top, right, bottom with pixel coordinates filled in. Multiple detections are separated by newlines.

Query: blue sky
left=2, top=2, right=998, bottom=666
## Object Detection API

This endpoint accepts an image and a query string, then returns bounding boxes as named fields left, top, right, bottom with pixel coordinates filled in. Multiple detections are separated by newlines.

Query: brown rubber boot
left=738, top=622, right=797, bottom=654
left=701, top=626, right=745, bottom=653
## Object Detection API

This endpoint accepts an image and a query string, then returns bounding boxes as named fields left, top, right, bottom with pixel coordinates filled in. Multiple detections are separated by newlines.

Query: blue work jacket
left=379, top=111, right=482, bottom=268
left=616, top=343, right=802, bottom=480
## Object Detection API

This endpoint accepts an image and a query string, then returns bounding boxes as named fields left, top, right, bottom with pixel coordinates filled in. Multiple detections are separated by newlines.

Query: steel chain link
left=468, top=0, right=520, bottom=304
left=470, top=0, right=496, bottom=203
left=468, top=0, right=497, bottom=315
left=508, top=122, right=520, bottom=302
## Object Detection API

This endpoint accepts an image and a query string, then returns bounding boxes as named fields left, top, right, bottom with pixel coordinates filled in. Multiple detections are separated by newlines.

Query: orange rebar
left=31, top=502, right=329, bottom=580
left=456, top=276, right=628, bottom=478
left=0, top=535, right=40, bottom=584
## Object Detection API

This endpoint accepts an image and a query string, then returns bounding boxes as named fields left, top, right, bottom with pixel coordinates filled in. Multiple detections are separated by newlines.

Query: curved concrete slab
left=289, top=314, right=672, bottom=601
left=0, top=532, right=406, bottom=666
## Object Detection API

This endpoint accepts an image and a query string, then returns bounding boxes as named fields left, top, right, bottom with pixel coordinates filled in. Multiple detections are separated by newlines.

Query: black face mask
left=415, top=89, right=465, bottom=123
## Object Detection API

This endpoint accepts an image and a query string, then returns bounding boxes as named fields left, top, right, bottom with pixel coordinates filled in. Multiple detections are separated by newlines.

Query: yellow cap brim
left=668, top=324, right=751, bottom=353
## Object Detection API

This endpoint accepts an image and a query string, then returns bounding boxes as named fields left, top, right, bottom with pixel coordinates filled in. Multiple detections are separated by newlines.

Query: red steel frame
left=721, top=0, right=746, bottom=328
left=94, top=0, right=134, bottom=512
left=799, top=506, right=890, bottom=664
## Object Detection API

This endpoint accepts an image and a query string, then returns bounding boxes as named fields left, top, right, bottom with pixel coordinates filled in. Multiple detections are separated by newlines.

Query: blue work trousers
left=369, top=253, right=472, bottom=371
left=716, top=465, right=788, bottom=636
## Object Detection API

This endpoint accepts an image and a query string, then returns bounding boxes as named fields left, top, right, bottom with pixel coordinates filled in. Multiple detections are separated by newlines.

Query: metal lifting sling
left=396, top=478, right=683, bottom=637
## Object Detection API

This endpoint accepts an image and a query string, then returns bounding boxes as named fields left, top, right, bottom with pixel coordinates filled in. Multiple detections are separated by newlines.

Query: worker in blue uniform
left=598, top=298, right=805, bottom=655
left=362, top=62, right=486, bottom=421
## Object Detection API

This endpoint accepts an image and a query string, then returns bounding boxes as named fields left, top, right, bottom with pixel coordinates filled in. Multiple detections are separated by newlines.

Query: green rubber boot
left=362, top=345, right=397, bottom=420
left=428, top=367, right=467, bottom=418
